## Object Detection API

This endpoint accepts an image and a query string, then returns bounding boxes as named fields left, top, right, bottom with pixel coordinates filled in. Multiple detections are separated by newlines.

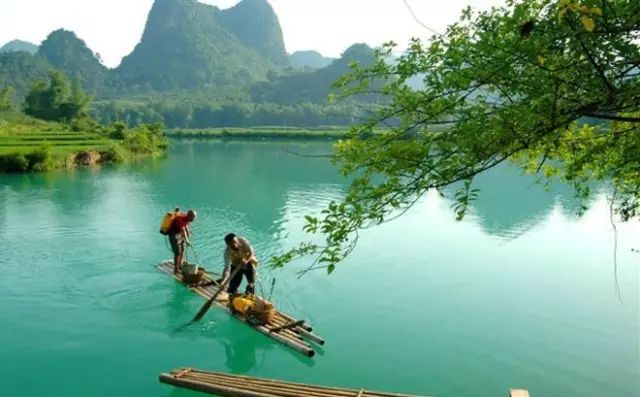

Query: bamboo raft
left=159, top=368, right=429, bottom=397
left=157, top=260, right=325, bottom=357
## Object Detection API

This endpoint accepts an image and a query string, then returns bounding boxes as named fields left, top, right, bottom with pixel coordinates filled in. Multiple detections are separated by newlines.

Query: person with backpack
left=164, top=209, right=197, bottom=275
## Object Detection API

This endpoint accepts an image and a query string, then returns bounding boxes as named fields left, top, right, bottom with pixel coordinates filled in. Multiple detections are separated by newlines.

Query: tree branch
left=583, top=113, right=640, bottom=123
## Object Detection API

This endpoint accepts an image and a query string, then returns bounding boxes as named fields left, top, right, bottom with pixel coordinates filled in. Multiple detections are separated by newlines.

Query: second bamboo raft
left=157, top=260, right=324, bottom=357
left=160, top=368, right=429, bottom=397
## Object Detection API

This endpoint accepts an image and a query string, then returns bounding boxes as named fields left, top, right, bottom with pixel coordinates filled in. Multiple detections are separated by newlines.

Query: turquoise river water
left=0, top=139, right=638, bottom=397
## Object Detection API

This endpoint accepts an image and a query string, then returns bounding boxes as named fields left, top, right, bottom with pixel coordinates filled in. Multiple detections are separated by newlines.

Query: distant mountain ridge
left=116, top=0, right=287, bottom=91
left=289, top=50, right=334, bottom=70
left=253, top=43, right=378, bottom=104
left=0, top=0, right=387, bottom=122
left=37, top=29, right=107, bottom=93
left=0, top=40, right=39, bottom=55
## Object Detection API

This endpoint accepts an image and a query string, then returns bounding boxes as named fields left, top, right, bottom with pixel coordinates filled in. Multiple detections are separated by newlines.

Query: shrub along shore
left=166, top=126, right=352, bottom=139
left=0, top=112, right=168, bottom=173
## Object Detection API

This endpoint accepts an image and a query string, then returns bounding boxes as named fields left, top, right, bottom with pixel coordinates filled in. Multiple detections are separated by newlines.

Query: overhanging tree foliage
left=271, top=0, right=640, bottom=273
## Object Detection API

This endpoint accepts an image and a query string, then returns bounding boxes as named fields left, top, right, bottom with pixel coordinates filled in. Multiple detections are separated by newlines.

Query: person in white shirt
left=221, top=233, right=258, bottom=295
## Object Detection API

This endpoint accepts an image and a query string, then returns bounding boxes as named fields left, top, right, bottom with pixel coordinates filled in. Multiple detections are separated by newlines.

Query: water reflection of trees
left=460, top=163, right=601, bottom=238
left=150, top=140, right=346, bottom=234
left=0, top=141, right=605, bottom=244
left=160, top=141, right=590, bottom=240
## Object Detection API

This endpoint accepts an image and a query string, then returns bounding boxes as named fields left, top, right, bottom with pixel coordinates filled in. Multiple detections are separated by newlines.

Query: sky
left=0, top=0, right=505, bottom=68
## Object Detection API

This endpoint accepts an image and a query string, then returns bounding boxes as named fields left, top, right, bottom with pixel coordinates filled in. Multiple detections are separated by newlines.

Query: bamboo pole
left=266, top=317, right=307, bottom=340
left=269, top=320, right=306, bottom=333
left=178, top=372, right=387, bottom=397
left=268, top=315, right=324, bottom=346
left=168, top=369, right=427, bottom=397
left=268, top=315, right=324, bottom=345
left=269, top=324, right=305, bottom=343
left=279, top=312, right=314, bottom=331
left=158, top=262, right=320, bottom=357
left=176, top=376, right=380, bottom=397
left=181, top=373, right=345, bottom=397
left=254, top=324, right=314, bottom=357
left=292, top=325, right=325, bottom=345
left=160, top=373, right=281, bottom=397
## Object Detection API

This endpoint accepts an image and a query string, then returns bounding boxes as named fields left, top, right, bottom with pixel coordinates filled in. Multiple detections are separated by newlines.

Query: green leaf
left=266, top=0, right=640, bottom=275
left=581, top=15, right=595, bottom=31
left=558, top=8, right=567, bottom=22
left=327, top=264, right=336, bottom=275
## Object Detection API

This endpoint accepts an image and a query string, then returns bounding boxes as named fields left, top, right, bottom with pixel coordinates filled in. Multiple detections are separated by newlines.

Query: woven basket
left=247, top=298, right=276, bottom=326
left=182, top=264, right=204, bottom=284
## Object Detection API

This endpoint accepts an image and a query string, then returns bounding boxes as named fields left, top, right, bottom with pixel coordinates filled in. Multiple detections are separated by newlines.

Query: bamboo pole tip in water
left=307, top=349, right=315, bottom=357
left=510, top=389, right=530, bottom=397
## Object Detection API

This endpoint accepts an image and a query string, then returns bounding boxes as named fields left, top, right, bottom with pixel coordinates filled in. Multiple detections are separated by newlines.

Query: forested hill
left=0, top=40, right=39, bottom=54
left=38, top=29, right=108, bottom=95
left=252, top=43, right=377, bottom=105
left=0, top=0, right=381, bottom=128
left=289, top=50, right=335, bottom=70
left=116, top=0, right=287, bottom=92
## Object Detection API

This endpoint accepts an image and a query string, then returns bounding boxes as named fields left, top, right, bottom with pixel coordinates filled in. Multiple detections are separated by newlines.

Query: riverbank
left=167, top=126, right=357, bottom=139
left=0, top=112, right=168, bottom=172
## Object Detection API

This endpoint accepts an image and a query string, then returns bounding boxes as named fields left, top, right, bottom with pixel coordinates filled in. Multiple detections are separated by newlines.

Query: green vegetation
left=0, top=51, right=53, bottom=100
left=24, top=70, right=90, bottom=121
left=0, top=111, right=167, bottom=172
left=167, top=126, right=355, bottom=139
left=251, top=44, right=379, bottom=105
left=0, top=40, right=38, bottom=55
left=217, top=0, right=289, bottom=66
left=37, top=29, right=107, bottom=95
left=115, top=0, right=284, bottom=92
left=289, top=51, right=335, bottom=70
left=1, top=67, right=168, bottom=173
left=0, top=86, right=15, bottom=111
left=0, top=0, right=380, bottom=131
left=271, top=0, right=640, bottom=272
left=91, top=98, right=371, bottom=128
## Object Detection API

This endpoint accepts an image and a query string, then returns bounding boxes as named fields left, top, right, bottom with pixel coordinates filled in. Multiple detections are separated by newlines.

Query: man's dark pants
left=227, top=264, right=256, bottom=295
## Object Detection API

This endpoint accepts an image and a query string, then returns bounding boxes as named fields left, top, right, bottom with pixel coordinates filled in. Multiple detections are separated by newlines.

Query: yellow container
left=231, top=296, right=254, bottom=315
left=160, top=211, right=177, bottom=235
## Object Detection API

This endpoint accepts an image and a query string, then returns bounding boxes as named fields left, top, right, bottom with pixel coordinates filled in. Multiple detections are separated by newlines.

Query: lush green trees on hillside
left=218, top=0, right=289, bottom=65
left=116, top=0, right=281, bottom=92
left=271, top=0, right=640, bottom=272
left=0, top=40, right=38, bottom=55
left=0, top=0, right=380, bottom=126
left=0, top=86, right=15, bottom=111
left=91, top=99, right=370, bottom=128
left=252, top=44, right=380, bottom=104
left=24, top=71, right=90, bottom=121
left=289, top=51, right=334, bottom=70
left=0, top=52, right=53, bottom=100
left=37, top=29, right=107, bottom=94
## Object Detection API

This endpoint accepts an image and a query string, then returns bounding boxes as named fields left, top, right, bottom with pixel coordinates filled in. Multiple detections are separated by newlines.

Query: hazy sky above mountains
left=1, top=0, right=504, bottom=68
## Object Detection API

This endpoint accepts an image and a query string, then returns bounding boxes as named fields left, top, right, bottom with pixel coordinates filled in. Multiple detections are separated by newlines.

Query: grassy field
left=0, top=132, right=113, bottom=154
left=0, top=112, right=168, bottom=172
left=0, top=113, right=113, bottom=156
